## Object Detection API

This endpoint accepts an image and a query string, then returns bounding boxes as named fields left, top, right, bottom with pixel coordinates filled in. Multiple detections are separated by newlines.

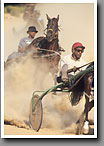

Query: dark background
left=0, top=0, right=103, bottom=145
left=4, top=3, right=24, bottom=6
left=4, top=3, right=36, bottom=7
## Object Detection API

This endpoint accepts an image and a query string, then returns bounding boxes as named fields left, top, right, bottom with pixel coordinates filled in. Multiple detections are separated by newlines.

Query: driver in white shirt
left=60, top=42, right=86, bottom=81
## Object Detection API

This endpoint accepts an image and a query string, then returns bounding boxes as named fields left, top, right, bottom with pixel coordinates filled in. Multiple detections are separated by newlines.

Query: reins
left=33, top=48, right=61, bottom=58
left=44, top=27, right=58, bottom=39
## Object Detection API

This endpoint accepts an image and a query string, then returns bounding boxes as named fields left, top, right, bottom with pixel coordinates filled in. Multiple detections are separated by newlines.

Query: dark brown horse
left=28, top=14, right=64, bottom=84
left=68, top=62, right=94, bottom=134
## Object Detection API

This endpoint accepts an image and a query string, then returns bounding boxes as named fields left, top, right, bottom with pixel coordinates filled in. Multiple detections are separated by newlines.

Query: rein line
left=36, top=48, right=61, bottom=56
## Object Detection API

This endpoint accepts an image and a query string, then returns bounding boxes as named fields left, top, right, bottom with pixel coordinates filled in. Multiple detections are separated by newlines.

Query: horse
left=27, top=14, right=64, bottom=85
left=67, top=62, right=94, bottom=134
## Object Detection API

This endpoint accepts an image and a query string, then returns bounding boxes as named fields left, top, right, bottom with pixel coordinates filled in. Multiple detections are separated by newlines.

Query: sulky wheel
left=29, top=94, right=43, bottom=132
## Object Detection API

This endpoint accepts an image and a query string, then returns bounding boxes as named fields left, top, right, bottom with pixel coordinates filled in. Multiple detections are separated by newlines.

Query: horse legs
left=84, top=96, right=89, bottom=121
left=76, top=95, right=89, bottom=135
left=76, top=74, right=94, bottom=135
left=83, top=73, right=94, bottom=134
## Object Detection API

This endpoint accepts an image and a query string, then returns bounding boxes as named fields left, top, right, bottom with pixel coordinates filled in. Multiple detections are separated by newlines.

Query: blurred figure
left=33, top=10, right=44, bottom=30
left=12, top=4, right=44, bottom=37
left=23, top=4, right=35, bottom=21
left=23, top=4, right=44, bottom=33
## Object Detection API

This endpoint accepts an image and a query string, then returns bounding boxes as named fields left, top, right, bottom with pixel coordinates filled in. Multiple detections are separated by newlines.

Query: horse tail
left=69, top=76, right=84, bottom=106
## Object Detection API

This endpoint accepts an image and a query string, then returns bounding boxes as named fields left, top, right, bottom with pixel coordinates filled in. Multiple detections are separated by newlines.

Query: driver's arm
left=18, top=46, right=26, bottom=53
left=61, top=64, right=68, bottom=82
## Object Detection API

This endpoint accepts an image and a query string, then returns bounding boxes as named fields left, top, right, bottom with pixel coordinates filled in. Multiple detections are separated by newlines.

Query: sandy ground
left=4, top=125, right=76, bottom=136
left=4, top=124, right=94, bottom=136
left=3, top=3, right=94, bottom=137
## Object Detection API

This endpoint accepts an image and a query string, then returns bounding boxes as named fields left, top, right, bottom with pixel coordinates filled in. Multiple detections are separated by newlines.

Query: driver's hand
left=35, top=47, right=40, bottom=50
left=73, top=66, right=77, bottom=73
left=61, top=77, right=69, bottom=83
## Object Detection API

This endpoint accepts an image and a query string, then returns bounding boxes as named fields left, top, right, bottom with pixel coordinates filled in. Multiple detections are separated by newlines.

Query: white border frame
left=1, top=0, right=97, bottom=138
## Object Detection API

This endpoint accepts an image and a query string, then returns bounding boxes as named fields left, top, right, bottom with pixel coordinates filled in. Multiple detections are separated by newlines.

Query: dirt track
left=4, top=3, right=94, bottom=137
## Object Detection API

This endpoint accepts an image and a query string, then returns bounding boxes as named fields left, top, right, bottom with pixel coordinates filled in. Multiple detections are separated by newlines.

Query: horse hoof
left=83, top=121, right=89, bottom=134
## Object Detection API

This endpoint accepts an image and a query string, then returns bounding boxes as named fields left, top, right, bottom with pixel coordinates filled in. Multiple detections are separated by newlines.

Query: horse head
left=45, top=14, right=59, bottom=42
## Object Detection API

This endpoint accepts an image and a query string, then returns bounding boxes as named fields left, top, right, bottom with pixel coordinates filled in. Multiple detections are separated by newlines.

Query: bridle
left=44, top=27, right=58, bottom=40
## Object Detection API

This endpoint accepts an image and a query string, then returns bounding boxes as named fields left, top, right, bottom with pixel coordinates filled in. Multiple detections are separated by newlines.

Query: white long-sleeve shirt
left=18, top=37, right=34, bottom=49
left=60, top=54, right=86, bottom=75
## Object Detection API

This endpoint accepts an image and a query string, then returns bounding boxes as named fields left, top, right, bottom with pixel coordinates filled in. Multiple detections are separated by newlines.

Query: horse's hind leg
left=76, top=96, right=89, bottom=135
left=76, top=74, right=93, bottom=135
left=88, top=100, right=94, bottom=112
left=76, top=97, right=94, bottom=135
left=82, top=74, right=94, bottom=134
left=84, top=74, right=93, bottom=117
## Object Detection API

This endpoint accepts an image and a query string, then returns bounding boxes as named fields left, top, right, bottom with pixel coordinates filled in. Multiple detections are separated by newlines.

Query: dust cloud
left=4, top=56, right=53, bottom=120
left=4, top=55, right=85, bottom=131
left=4, top=3, right=94, bottom=133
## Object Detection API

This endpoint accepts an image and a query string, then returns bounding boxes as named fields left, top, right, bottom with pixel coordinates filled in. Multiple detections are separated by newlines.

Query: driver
left=60, top=42, right=86, bottom=82
left=6, top=26, right=39, bottom=63
left=18, top=26, right=38, bottom=53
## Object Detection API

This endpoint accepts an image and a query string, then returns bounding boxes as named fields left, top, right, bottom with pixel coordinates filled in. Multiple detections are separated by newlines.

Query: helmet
left=72, top=42, right=85, bottom=50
